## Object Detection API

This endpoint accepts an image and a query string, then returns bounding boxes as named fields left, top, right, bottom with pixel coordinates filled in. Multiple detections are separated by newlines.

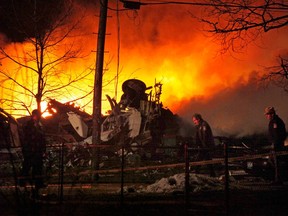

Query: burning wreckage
left=1, top=80, right=285, bottom=180
left=0, top=79, right=180, bottom=176
left=44, top=79, right=179, bottom=157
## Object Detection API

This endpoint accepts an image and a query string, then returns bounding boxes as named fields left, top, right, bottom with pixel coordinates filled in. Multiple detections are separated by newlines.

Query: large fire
left=0, top=1, right=287, bottom=136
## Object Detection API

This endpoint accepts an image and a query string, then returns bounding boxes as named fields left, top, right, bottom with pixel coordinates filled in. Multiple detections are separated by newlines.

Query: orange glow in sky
left=0, top=1, right=287, bottom=133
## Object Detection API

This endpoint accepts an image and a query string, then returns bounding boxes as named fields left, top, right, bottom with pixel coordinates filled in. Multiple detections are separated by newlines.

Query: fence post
left=184, top=142, right=190, bottom=207
left=120, top=144, right=125, bottom=206
left=223, top=139, right=229, bottom=215
left=58, top=142, right=64, bottom=203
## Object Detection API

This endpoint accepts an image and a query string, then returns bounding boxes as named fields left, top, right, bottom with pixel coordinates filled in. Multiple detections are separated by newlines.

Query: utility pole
left=92, top=0, right=108, bottom=181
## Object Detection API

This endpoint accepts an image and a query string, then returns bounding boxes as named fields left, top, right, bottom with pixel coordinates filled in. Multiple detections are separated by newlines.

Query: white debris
left=135, top=173, right=224, bottom=194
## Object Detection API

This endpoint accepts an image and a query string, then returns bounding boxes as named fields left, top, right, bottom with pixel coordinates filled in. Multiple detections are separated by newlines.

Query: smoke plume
left=0, top=1, right=287, bottom=137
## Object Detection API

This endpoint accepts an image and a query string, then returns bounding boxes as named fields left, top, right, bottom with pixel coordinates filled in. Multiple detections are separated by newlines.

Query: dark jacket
left=22, top=119, right=46, bottom=156
left=268, top=115, right=287, bottom=151
left=195, top=120, right=215, bottom=149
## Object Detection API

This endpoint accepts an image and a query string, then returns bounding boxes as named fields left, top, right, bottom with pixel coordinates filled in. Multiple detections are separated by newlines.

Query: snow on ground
left=122, top=172, right=256, bottom=194
left=122, top=173, right=223, bottom=194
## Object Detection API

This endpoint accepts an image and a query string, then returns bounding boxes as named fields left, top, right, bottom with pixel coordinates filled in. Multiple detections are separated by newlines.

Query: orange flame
left=1, top=2, right=287, bottom=120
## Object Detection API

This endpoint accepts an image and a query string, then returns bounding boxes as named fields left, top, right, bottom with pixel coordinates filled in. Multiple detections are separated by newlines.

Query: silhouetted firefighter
left=19, top=109, right=47, bottom=196
left=264, top=106, right=287, bottom=184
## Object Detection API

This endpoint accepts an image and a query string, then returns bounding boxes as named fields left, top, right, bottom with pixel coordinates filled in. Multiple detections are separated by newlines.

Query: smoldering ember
left=1, top=78, right=288, bottom=216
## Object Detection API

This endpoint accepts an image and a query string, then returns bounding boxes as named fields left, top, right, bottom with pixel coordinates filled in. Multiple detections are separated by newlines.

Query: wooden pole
left=92, top=0, right=108, bottom=181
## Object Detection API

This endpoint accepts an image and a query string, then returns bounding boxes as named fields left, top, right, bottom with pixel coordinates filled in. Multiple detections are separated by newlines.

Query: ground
left=1, top=143, right=288, bottom=216
left=1, top=173, right=288, bottom=216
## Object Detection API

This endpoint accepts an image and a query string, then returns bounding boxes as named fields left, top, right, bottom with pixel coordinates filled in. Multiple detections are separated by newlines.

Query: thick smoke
left=0, top=0, right=68, bottom=43
left=1, top=1, right=287, bottom=136
left=177, top=75, right=288, bottom=137
left=112, top=3, right=288, bottom=137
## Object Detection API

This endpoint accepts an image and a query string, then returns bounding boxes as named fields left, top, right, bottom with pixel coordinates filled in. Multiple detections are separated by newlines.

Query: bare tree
left=261, top=56, right=288, bottom=92
left=0, top=0, right=93, bottom=115
left=196, top=0, right=288, bottom=89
